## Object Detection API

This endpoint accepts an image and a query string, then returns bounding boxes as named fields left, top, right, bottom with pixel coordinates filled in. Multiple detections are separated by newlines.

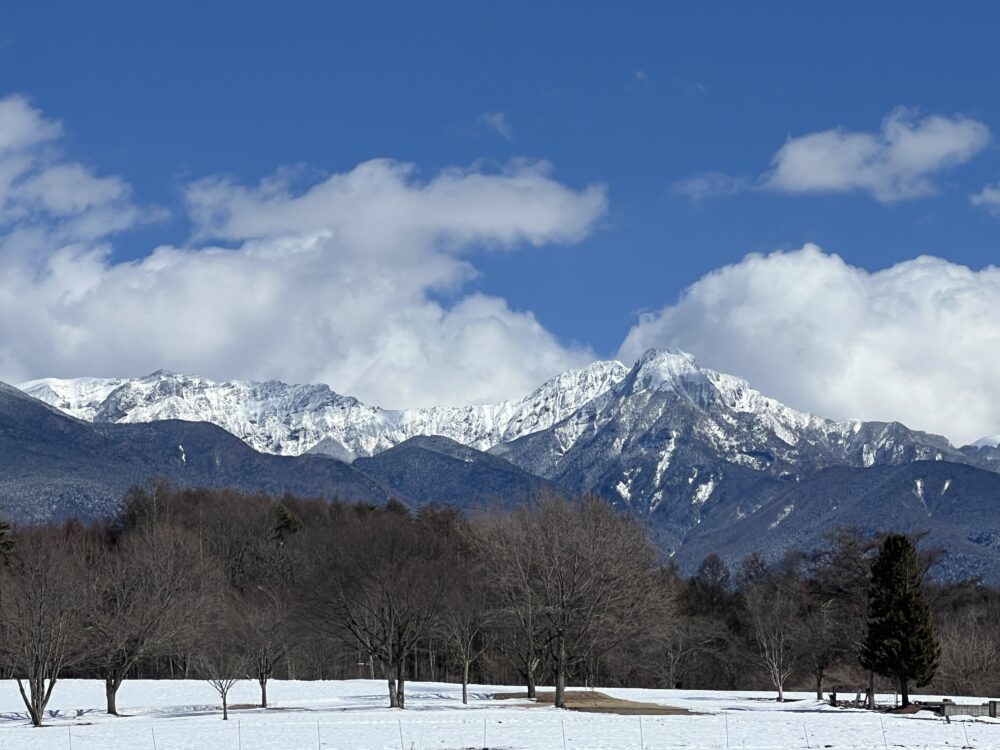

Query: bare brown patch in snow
left=492, top=690, right=694, bottom=715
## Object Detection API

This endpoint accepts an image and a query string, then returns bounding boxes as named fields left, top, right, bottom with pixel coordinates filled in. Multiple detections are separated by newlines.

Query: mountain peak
left=628, top=348, right=709, bottom=394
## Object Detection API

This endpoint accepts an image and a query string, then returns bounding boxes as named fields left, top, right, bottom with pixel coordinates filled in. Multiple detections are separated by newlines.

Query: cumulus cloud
left=0, top=96, right=608, bottom=408
left=0, top=94, right=61, bottom=152
left=675, top=109, right=990, bottom=202
left=619, top=245, right=1000, bottom=445
left=0, top=94, right=153, bottom=243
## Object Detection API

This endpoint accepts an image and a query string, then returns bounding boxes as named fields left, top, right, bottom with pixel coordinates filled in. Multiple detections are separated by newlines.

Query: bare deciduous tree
left=475, top=510, right=544, bottom=699
left=479, top=497, right=671, bottom=709
left=439, top=567, right=495, bottom=704
left=936, top=602, right=1000, bottom=696
left=232, top=586, right=294, bottom=708
left=0, top=528, right=90, bottom=726
left=746, top=583, right=798, bottom=701
left=306, top=509, right=449, bottom=708
left=203, top=659, right=248, bottom=721
left=85, top=525, right=219, bottom=715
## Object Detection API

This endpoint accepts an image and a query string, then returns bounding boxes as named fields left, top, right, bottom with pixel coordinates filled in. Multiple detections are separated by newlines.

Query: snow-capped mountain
left=16, top=349, right=1000, bottom=581
left=492, top=349, right=964, bottom=528
left=20, top=360, right=628, bottom=462
left=22, top=350, right=974, bottom=497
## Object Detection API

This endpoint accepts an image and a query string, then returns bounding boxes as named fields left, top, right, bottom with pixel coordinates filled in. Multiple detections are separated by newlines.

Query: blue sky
left=2, top=2, right=1000, bottom=442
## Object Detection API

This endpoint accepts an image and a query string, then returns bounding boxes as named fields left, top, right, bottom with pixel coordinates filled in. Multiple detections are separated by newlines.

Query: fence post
left=638, top=716, right=645, bottom=750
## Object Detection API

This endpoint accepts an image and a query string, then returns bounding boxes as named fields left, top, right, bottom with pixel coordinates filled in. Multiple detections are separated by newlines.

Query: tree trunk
left=524, top=648, right=538, bottom=700
left=554, top=634, right=568, bottom=709
left=396, top=660, right=406, bottom=709
left=900, top=678, right=909, bottom=708
left=777, top=682, right=784, bottom=702
left=462, top=659, right=470, bottom=705
left=815, top=669, right=823, bottom=700
left=259, top=677, right=268, bottom=709
left=16, top=678, right=43, bottom=727
left=386, top=676, right=398, bottom=708
left=222, top=693, right=229, bottom=721
left=105, top=675, right=121, bottom=716
left=866, top=670, right=875, bottom=709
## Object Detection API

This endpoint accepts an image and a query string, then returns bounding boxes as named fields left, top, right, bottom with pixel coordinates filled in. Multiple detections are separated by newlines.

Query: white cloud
left=477, top=111, right=513, bottom=140
left=971, top=182, right=1000, bottom=215
left=0, top=95, right=151, bottom=241
left=0, top=94, right=61, bottom=152
left=676, top=109, right=990, bottom=202
left=619, top=245, right=1000, bottom=445
left=0, top=96, right=608, bottom=409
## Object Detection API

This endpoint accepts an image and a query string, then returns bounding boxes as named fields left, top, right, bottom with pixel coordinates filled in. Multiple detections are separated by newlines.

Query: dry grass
left=492, top=690, right=694, bottom=715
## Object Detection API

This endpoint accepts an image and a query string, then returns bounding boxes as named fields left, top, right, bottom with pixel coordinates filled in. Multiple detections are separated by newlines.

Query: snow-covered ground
left=0, top=679, right=996, bottom=749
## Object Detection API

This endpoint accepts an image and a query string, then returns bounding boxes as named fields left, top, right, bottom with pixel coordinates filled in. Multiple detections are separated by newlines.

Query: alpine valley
left=12, top=350, right=1000, bottom=581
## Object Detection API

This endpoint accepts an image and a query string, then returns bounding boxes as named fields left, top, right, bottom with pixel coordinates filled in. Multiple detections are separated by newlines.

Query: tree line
left=0, top=484, right=993, bottom=726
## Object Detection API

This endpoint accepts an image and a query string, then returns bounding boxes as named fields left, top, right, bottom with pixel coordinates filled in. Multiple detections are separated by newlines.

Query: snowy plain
left=0, top=679, right=997, bottom=750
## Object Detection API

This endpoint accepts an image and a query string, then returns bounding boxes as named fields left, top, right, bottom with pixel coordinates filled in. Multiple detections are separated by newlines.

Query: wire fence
left=0, top=711, right=997, bottom=750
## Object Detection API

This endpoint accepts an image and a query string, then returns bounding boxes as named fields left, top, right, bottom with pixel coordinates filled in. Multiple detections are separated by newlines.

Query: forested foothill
left=0, top=484, right=991, bottom=726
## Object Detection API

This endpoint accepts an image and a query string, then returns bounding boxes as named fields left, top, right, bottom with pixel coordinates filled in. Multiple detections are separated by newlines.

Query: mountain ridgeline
left=11, top=350, right=1000, bottom=580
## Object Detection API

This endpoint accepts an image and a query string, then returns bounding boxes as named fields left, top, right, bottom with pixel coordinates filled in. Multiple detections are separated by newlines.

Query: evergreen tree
left=861, top=534, right=939, bottom=707
left=271, top=503, right=303, bottom=545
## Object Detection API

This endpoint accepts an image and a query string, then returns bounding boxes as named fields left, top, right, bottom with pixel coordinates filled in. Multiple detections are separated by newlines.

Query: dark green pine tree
left=860, top=534, right=940, bottom=707
left=271, top=503, right=303, bottom=545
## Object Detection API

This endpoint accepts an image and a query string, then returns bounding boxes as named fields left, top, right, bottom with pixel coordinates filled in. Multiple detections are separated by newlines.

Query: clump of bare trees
left=477, top=496, right=674, bottom=708
left=0, top=484, right=993, bottom=726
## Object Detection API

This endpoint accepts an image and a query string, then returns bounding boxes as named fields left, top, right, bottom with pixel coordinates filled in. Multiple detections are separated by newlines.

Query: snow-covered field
left=0, top=679, right=996, bottom=749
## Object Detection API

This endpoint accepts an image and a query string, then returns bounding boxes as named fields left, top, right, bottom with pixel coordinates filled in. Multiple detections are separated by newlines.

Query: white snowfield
left=0, top=679, right=996, bottom=750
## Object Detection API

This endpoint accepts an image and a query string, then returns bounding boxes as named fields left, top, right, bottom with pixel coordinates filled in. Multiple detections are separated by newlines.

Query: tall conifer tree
left=861, top=534, right=939, bottom=707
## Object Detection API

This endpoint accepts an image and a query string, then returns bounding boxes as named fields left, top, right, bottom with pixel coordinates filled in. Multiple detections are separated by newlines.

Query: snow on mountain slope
left=18, top=376, right=128, bottom=420
left=491, top=349, right=964, bottom=533
left=19, top=361, right=629, bottom=461
left=973, top=434, right=1000, bottom=448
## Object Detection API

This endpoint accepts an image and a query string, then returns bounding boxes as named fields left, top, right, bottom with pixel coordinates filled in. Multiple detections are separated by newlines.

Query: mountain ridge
left=20, top=359, right=629, bottom=461
left=10, top=354, right=1000, bottom=581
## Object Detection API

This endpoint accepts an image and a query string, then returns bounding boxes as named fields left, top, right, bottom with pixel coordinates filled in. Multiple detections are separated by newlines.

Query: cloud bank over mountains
left=620, top=245, right=1000, bottom=445
left=2, top=95, right=999, bottom=443
left=0, top=95, right=605, bottom=408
